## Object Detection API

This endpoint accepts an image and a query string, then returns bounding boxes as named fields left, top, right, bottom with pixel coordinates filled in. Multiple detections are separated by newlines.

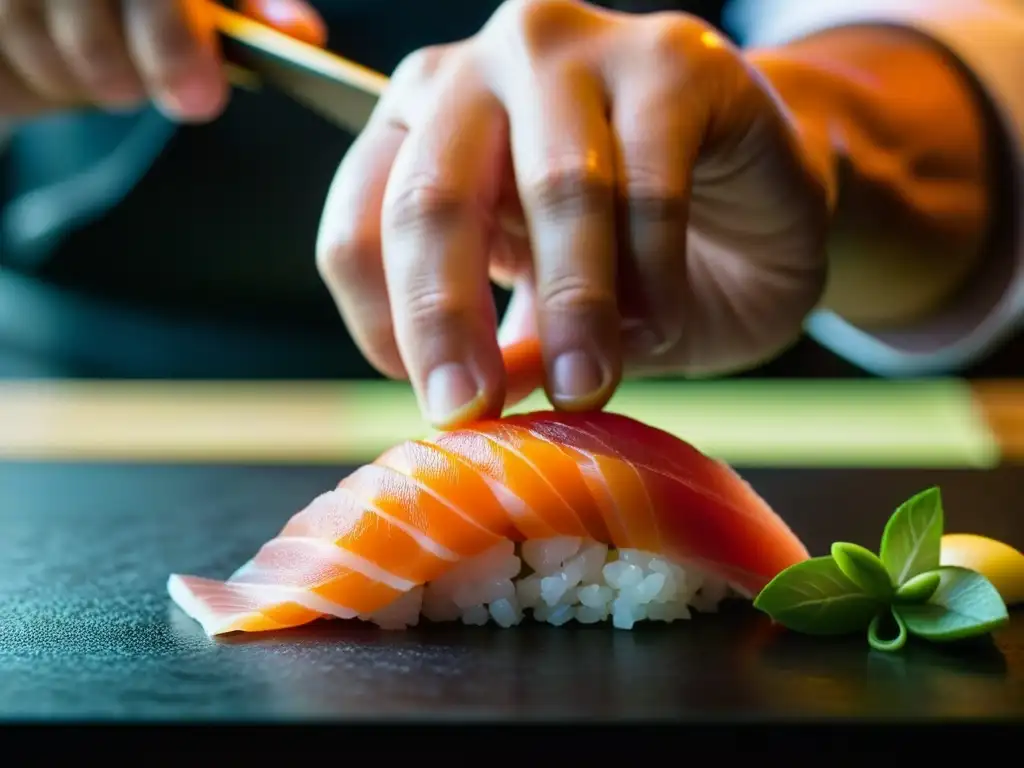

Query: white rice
left=360, top=537, right=735, bottom=631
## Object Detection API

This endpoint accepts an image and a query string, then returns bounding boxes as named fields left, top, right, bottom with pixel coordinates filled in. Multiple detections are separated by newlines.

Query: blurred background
left=0, top=0, right=1018, bottom=384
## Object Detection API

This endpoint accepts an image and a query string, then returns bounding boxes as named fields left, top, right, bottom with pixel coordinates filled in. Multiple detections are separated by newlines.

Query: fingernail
left=551, top=350, right=606, bottom=405
left=425, top=363, right=482, bottom=426
left=243, top=0, right=328, bottom=46
left=159, top=75, right=223, bottom=121
left=261, top=0, right=306, bottom=24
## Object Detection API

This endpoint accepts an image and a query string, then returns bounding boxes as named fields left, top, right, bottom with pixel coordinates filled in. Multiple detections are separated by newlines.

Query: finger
left=500, top=67, right=620, bottom=412
left=123, top=0, right=227, bottom=122
left=239, top=0, right=328, bottom=47
left=0, top=52, right=54, bottom=116
left=0, top=0, right=80, bottom=101
left=317, top=115, right=408, bottom=381
left=381, top=69, right=507, bottom=429
left=47, top=0, right=146, bottom=108
left=607, top=71, right=697, bottom=363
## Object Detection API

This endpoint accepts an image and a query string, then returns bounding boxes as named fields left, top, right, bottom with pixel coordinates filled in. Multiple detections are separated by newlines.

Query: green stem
left=867, top=607, right=908, bottom=653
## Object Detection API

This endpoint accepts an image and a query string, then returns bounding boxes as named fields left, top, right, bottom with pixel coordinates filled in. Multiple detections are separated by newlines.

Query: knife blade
left=211, top=4, right=387, bottom=135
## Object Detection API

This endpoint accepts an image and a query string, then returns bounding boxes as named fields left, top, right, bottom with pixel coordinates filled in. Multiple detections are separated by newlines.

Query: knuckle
left=627, top=191, right=688, bottom=227
left=384, top=44, right=458, bottom=122
left=385, top=181, right=473, bottom=233
left=391, top=44, right=447, bottom=87
left=403, top=285, right=473, bottom=331
left=643, top=12, right=709, bottom=51
left=538, top=273, right=614, bottom=317
left=315, top=229, right=377, bottom=284
left=524, top=164, right=613, bottom=219
left=621, top=165, right=687, bottom=223
left=490, top=0, right=584, bottom=53
left=60, top=29, right=122, bottom=74
left=637, top=12, right=736, bottom=78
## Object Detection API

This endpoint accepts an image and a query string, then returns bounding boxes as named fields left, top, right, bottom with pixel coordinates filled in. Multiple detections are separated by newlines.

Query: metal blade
left=213, top=6, right=386, bottom=135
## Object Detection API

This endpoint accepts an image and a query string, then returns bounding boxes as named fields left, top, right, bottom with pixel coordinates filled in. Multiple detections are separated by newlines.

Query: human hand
left=0, top=0, right=324, bottom=120
left=317, top=0, right=831, bottom=429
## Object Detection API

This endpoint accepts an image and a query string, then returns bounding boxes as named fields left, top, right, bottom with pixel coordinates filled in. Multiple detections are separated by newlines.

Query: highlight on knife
left=210, top=3, right=388, bottom=134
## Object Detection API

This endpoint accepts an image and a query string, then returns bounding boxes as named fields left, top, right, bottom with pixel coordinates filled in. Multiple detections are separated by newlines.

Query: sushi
left=168, top=409, right=810, bottom=636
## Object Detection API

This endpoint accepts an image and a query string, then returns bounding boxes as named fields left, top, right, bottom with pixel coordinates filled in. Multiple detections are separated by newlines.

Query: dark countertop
left=1, top=462, right=1022, bottom=721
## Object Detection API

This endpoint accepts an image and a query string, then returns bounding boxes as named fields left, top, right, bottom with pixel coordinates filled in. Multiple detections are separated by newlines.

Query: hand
left=317, top=0, right=830, bottom=429
left=0, top=0, right=324, bottom=120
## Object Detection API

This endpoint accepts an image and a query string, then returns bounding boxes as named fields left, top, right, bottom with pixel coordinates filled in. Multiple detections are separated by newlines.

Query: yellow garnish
left=940, top=534, right=1024, bottom=606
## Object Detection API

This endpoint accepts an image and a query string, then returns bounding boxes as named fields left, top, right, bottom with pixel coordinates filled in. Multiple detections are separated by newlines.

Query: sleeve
left=723, top=0, right=1024, bottom=377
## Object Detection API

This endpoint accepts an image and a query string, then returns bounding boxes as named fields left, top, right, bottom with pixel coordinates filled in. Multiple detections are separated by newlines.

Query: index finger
left=380, top=67, right=508, bottom=429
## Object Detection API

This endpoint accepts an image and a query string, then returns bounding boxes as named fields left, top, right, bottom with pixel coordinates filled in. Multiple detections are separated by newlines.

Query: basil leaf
left=753, top=556, right=884, bottom=635
left=879, top=486, right=944, bottom=586
left=867, top=606, right=908, bottom=653
left=894, top=570, right=942, bottom=604
left=896, top=566, right=1009, bottom=642
left=831, top=542, right=893, bottom=601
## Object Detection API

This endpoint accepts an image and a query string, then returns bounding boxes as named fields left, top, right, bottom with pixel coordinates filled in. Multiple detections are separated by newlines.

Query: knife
left=211, top=4, right=388, bottom=135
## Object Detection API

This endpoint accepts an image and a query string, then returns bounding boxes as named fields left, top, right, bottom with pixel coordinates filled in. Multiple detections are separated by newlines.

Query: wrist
left=743, top=29, right=991, bottom=329
left=744, top=47, right=840, bottom=227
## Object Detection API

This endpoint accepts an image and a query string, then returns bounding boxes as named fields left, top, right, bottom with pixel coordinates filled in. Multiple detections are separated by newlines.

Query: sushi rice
left=363, top=537, right=735, bottom=631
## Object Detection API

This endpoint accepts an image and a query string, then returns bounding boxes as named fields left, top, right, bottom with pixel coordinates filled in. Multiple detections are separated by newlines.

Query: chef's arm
left=746, top=25, right=995, bottom=330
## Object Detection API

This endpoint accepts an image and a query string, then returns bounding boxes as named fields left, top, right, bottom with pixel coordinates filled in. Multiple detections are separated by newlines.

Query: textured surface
left=0, top=462, right=1022, bottom=721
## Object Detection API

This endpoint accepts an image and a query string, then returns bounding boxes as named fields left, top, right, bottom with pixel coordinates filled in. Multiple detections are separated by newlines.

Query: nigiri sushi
left=168, top=410, right=810, bottom=635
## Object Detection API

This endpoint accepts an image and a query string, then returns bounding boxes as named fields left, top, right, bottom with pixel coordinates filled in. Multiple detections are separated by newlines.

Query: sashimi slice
left=513, top=412, right=802, bottom=571
left=169, top=410, right=810, bottom=636
left=483, top=422, right=613, bottom=544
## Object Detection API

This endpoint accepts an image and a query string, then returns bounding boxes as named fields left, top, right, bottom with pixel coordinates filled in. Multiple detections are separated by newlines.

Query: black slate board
left=1, top=462, right=1022, bottom=721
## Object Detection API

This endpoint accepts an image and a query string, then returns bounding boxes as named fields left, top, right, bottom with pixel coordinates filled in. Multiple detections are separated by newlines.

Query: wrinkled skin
left=316, top=0, right=830, bottom=429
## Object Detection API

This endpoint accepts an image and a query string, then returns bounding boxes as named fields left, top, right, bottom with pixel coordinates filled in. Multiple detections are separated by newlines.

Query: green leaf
left=753, top=556, right=884, bottom=636
left=831, top=542, right=893, bottom=601
left=896, top=566, right=1010, bottom=642
left=867, top=606, right=908, bottom=653
left=879, top=486, right=944, bottom=586
left=894, top=570, right=942, bottom=604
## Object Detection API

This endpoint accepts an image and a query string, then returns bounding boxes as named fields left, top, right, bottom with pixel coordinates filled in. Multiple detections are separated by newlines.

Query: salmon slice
left=280, top=485, right=457, bottom=585
left=168, top=410, right=810, bottom=636
left=340, top=463, right=504, bottom=558
left=375, top=440, right=512, bottom=540
left=428, top=430, right=568, bottom=539
left=513, top=412, right=804, bottom=571
left=488, top=422, right=613, bottom=544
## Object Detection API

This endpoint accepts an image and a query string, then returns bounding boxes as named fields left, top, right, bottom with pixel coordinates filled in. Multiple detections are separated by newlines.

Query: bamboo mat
left=0, top=378, right=1002, bottom=468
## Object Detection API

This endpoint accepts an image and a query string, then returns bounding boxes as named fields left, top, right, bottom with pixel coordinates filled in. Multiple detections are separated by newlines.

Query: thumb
left=238, top=0, right=329, bottom=47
